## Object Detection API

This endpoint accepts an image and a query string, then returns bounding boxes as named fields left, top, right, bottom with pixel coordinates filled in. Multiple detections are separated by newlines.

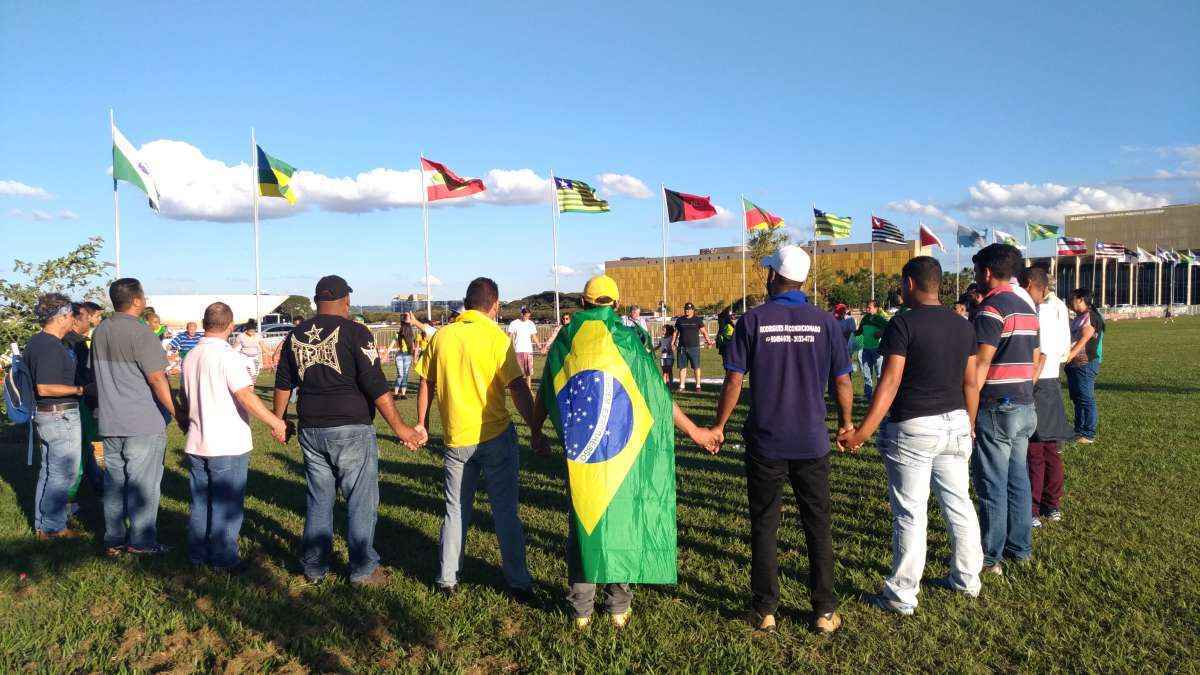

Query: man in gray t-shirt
left=91, top=278, right=180, bottom=555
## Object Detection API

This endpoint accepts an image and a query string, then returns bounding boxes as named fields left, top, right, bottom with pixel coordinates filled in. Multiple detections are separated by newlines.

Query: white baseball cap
left=760, top=245, right=811, bottom=282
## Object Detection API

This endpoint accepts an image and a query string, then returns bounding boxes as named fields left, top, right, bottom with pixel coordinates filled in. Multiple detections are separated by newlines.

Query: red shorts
left=516, top=352, right=534, bottom=375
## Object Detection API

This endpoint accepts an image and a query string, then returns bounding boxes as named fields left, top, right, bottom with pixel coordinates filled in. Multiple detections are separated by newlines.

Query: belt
left=36, top=402, right=79, bottom=413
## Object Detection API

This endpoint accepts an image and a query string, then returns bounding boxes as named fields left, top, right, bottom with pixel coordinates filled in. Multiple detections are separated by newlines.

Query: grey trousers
left=566, top=515, right=633, bottom=618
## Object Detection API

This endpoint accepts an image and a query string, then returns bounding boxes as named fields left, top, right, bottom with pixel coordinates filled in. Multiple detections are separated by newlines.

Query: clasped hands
left=399, top=424, right=430, bottom=451
left=835, top=424, right=863, bottom=453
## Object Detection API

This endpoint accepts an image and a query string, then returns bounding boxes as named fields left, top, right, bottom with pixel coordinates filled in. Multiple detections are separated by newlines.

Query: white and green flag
left=112, top=125, right=160, bottom=211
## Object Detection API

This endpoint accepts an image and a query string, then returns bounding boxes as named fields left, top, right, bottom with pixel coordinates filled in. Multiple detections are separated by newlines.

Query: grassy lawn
left=1, top=318, right=1197, bottom=672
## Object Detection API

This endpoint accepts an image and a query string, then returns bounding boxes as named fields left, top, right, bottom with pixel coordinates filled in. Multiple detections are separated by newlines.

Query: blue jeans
left=187, top=453, right=250, bottom=568
left=1065, top=361, right=1099, bottom=439
left=101, top=432, right=167, bottom=549
left=859, top=349, right=882, bottom=400
left=878, top=410, right=982, bottom=608
left=33, top=408, right=82, bottom=533
left=972, top=402, right=1037, bottom=566
left=438, top=425, right=532, bottom=589
left=394, top=353, right=413, bottom=392
left=298, top=424, right=380, bottom=582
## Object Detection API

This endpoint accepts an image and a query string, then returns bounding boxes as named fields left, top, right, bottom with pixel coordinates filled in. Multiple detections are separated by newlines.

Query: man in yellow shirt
left=413, top=277, right=540, bottom=597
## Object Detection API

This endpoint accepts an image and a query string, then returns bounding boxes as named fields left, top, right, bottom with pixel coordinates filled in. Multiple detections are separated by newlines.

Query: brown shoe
left=36, top=528, right=79, bottom=541
left=749, top=611, right=776, bottom=632
left=813, top=611, right=842, bottom=634
left=352, top=566, right=392, bottom=588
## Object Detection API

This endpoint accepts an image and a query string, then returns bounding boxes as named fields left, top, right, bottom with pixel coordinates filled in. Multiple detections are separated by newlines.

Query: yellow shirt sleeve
left=498, top=340, right=523, bottom=386
left=412, top=340, right=433, bottom=379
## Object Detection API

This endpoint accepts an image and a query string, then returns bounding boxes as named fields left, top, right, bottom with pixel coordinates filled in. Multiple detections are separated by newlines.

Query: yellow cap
left=583, top=274, right=620, bottom=306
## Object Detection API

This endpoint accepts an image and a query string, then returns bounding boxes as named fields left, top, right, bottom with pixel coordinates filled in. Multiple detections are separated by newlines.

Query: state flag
left=665, top=189, right=717, bottom=223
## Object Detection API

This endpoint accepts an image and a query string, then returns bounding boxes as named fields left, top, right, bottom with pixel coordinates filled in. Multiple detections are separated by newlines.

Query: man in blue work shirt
left=710, top=245, right=854, bottom=635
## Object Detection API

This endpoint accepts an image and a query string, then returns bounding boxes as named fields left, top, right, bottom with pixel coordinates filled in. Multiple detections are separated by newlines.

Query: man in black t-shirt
left=273, top=275, right=426, bottom=586
left=672, top=302, right=712, bottom=393
left=25, top=293, right=88, bottom=539
left=839, top=256, right=984, bottom=616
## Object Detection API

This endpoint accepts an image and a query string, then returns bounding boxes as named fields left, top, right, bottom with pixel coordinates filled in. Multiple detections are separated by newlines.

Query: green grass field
left=1, top=317, right=1198, bottom=672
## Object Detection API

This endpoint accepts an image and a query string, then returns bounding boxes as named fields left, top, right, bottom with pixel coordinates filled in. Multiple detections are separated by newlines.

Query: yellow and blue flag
left=541, top=305, right=676, bottom=583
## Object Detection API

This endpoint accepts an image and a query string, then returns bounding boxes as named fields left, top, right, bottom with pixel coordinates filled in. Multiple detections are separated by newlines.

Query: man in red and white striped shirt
left=970, top=244, right=1041, bottom=576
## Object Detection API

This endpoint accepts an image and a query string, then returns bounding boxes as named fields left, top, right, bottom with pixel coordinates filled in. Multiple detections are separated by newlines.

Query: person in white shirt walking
left=180, top=302, right=288, bottom=570
left=507, top=307, right=542, bottom=389
left=1018, top=268, right=1073, bottom=527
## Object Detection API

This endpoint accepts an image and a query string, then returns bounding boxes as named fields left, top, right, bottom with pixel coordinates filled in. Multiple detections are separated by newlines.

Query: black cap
left=683, top=302, right=695, bottom=310
left=314, top=275, right=353, bottom=301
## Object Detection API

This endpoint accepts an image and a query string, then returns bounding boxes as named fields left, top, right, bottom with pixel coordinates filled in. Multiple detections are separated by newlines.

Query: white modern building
left=145, top=294, right=290, bottom=328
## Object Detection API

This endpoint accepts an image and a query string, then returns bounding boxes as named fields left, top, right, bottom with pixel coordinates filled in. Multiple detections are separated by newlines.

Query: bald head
left=202, top=303, right=233, bottom=334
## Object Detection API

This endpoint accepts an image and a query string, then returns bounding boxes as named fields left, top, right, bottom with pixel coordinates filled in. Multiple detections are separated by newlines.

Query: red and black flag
left=664, top=188, right=717, bottom=223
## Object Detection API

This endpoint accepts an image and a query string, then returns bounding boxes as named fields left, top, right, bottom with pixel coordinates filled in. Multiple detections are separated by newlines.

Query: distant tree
left=747, top=228, right=791, bottom=263
left=273, top=295, right=312, bottom=319
left=0, top=237, right=109, bottom=350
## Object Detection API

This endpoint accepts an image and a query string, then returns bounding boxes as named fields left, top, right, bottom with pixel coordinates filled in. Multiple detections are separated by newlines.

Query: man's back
left=275, top=315, right=389, bottom=429
left=182, top=338, right=254, bottom=456
left=879, top=305, right=975, bottom=422
left=92, top=313, right=168, bottom=437
left=723, top=291, right=850, bottom=459
left=975, top=284, right=1039, bottom=405
left=416, top=310, right=522, bottom=448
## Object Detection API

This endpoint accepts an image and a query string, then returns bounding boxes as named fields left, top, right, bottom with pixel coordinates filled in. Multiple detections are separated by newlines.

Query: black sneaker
left=436, top=584, right=458, bottom=597
left=126, top=543, right=171, bottom=556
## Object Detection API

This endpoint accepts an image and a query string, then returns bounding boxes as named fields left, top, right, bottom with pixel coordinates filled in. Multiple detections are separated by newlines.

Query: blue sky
left=2, top=1, right=1198, bottom=304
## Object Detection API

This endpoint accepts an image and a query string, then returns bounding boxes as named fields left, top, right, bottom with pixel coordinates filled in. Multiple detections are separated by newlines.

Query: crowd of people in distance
left=13, top=239, right=1110, bottom=635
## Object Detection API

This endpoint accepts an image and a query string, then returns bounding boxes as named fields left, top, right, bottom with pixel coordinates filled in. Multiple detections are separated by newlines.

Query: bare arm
left=416, top=376, right=433, bottom=429
left=1065, top=324, right=1094, bottom=362
left=234, top=386, right=287, bottom=441
left=672, top=401, right=720, bottom=452
left=963, top=354, right=980, bottom=429
left=700, top=326, right=712, bottom=346
left=145, top=370, right=176, bottom=420
left=272, top=388, right=292, bottom=418
left=834, top=373, right=854, bottom=431
left=974, top=344, right=996, bottom=396
left=36, top=384, right=84, bottom=398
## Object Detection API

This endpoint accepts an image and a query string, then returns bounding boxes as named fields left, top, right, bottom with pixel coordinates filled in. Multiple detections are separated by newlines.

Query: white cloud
left=595, top=173, right=652, bottom=199
left=1154, top=144, right=1200, bottom=161
left=58, top=209, right=78, bottom=220
left=886, top=198, right=958, bottom=225
left=550, top=264, right=579, bottom=276
left=0, top=179, right=52, bottom=199
left=592, top=263, right=606, bottom=274
left=31, top=209, right=53, bottom=221
left=122, top=139, right=552, bottom=222
left=678, top=204, right=737, bottom=229
left=960, top=180, right=1169, bottom=223
left=7, top=208, right=73, bottom=221
left=419, top=275, right=444, bottom=287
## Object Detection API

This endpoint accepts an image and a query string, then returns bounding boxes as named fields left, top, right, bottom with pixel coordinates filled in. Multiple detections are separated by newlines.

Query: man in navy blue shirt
left=711, top=245, right=853, bottom=635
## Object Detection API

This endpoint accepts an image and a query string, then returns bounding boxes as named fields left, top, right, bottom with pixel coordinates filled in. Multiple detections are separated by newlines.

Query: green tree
left=0, top=237, right=110, bottom=350
left=747, top=228, right=791, bottom=263
left=273, top=295, right=312, bottom=320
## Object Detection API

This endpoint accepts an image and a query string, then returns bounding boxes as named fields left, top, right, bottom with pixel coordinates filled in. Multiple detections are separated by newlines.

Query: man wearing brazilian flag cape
left=530, top=275, right=720, bottom=630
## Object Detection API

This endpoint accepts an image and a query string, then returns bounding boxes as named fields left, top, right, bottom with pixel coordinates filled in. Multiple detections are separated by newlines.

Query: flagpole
left=419, top=154, right=432, bottom=320
left=1024, top=221, right=1032, bottom=267
left=955, top=236, right=961, bottom=297
left=660, top=184, right=668, bottom=315
left=1155, top=245, right=1162, bottom=305
left=550, top=170, right=561, bottom=324
left=740, top=194, right=747, bottom=314
left=869, top=214, right=876, bottom=301
left=110, top=108, right=121, bottom=277
left=810, top=203, right=818, bottom=300
left=251, top=127, right=262, bottom=327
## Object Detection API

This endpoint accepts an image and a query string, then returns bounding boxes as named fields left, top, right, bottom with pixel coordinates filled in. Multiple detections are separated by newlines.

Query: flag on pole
left=813, top=208, right=852, bottom=239
left=956, top=225, right=986, bottom=248
left=555, top=177, right=609, bottom=213
left=540, top=306, right=676, bottom=583
left=1155, top=246, right=1170, bottom=261
left=1057, top=236, right=1087, bottom=256
left=870, top=216, right=905, bottom=244
left=422, top=157, right=486, bottom=201
left=112, top=125, right=160, bottom=211
left=664, top=189, right=717, bottom=223
left=1159, top=249, right=1177, bottom=263
left=1135, top=246, right=1156, bottom=263
left=919, top=223, right=945, bottom=251
left=1026, top=221, right=1060, bottom=241
left=1094, top=241, right=1126, bottom=258
left=256, top=145, right=297, bottom=204
left=1178, top=250, right=1196, bottom=265
left=993, top=229, right=1026, bottom=249
left=742, top=197, right=785, bottom=231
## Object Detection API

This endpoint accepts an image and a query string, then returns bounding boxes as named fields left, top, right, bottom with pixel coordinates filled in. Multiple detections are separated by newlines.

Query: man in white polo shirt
left=180, top=302, right=287, bottom=570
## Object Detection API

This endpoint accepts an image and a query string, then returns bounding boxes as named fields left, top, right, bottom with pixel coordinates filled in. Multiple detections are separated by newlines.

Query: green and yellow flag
left=257, top=145, right=297, bottom=204
left=541, top=306, right=676, bottom=583
left=555, top=177, right=610, bottom=213
left=1026, top=221, right=1059, bottom=241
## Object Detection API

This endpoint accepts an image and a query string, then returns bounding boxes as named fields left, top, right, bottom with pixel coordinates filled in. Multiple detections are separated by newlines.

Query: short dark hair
left=1069, top=288, right=1093, bottom=308
left=74, top=301, right=103, bottom=317
left=902, top=256, right=942, bottom=293
left=109, top=278, right=144, bottom=312
left=1018, top=266, right=1049, bottom=290
left=202, top=302, right=234, bottom=332
left=35, top=293, right=72, bottom=326
left=463, top=277, right=499, bottom=311
left=972, top=243, right=1023, bottom=281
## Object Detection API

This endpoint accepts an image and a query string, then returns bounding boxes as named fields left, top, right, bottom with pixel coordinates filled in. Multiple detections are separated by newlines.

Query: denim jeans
left=394, top=353, right=413, bottom=393
left=1065, top=360, right=1100, bottom=439
left=298, top=424, right=380, bottom=582
left=878, top=410, right=983, bottom=608
left=33, top=408, right=82, bottom=534
left=187, top=453, right=250, bottom=568
left=859, top=349, right=882, bottom=400
left=438, top=425, right=532, bottom=590
left=972, top=402, right=1037, bottom=566
left=101, top=432, right=167, bottom=549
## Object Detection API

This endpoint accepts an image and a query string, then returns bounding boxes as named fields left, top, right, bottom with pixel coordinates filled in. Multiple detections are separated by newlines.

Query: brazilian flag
left=541, top=305, right=677, bottom=583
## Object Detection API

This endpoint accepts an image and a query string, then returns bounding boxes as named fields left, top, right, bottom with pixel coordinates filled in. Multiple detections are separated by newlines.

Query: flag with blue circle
left=541, top=305, right=676, bottom=583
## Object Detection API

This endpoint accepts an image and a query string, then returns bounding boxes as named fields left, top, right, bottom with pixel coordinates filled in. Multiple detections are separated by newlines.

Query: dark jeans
left=101, top=432, right=167, bottom=550
left=1027, top=441, right=1063, bottom=516
left=745, top=450, right=837, bottom=617
left=1065, top=361, right=1099, bottom=439
left=298, top=424, right=380, bottom=582
left=187, top=453, right=250, bottom=568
